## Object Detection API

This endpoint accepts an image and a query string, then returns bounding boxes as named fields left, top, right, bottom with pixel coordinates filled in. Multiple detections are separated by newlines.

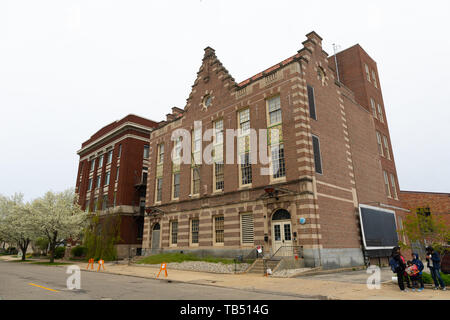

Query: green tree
left=399, top=208, right=450, bottom=254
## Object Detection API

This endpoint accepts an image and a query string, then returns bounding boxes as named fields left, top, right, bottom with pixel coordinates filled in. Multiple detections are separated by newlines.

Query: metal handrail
left=269, top=245, right=304, bottom=260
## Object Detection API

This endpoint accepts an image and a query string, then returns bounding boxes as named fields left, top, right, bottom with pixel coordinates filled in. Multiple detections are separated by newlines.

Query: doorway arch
left=271, top=209, right=292, bottom=255
left=151, top=223, right=161, bottom=250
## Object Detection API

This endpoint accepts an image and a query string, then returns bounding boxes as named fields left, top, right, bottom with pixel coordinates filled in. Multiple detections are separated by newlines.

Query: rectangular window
left=96, top=175, right=101, bottom=189
left=312, top=135, right=323, bottom=174
left=268, top=96, right=282, bottom=125
left=390, top=173, right=398, bottom=199
left=93, top=197, right=98, bottom=212
left=90, top=159, right=95, bottom=172
left=104, top=171, right=110, bottom=186
left=156, top=178, right=163, bottom=202
left=143, top=145, right=150, bottom=159
left=98, top=155, right=104, bottom=168
left=271, top=144, right=286, bottom=179
left=88, top=178, right=93, bottom=191
left=192, top=167, right=200, bottom=195
left=365, top=64, right=371, bottom=82
left=383, top=135, right=391, bottom=160
left=170, top=221, right=178, bottom=245
left=377, top=104, right=384, bottom=123
left=238, top=108, right=252, bottom=186
left=102, top=195, right=108, bottom=210
left=307, top=85, right=317, bottom=120
left=85, top=200, right=90, bottom=212
left=142, top=172, right=148, bottom=185
left=240, top=153, right=252, bottom=185
left=115, top=166, right=119, bottom=182
left=106, top=150, right=113, bottom=164
left=238, top=108, right=250, bottom=134
left=376, top=131, right=384, bottom=157
left=191, top=219, right=199, bottom=245
left=372, top=70, right=378, bottom=88
left=213, top=120, right=224, bottom=191
left=214, top=216, right=224, bottom=244
left=241, top=213, right=254, bottom=244
left=383, top=171, right=391, bottom=198
left=158, top=144, right=165, bottom=163
left=215, top=163, right=224, bottom=191
left=173, top=173, right=180, bottom=199
left=370, top=98, right=377, bottom=119
left=118, top=144, right=122, bottom=158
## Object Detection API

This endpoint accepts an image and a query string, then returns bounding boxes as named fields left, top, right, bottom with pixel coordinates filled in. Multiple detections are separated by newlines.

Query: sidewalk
left=73, top=261, right=450, bottom=300
left=2, top=256, right=449, bottom=300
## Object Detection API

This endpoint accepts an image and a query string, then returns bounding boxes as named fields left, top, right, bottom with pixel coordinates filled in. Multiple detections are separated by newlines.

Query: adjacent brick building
left=141, top=31, right=408, bottom=268
left=75, top=114, right=157, bottom=258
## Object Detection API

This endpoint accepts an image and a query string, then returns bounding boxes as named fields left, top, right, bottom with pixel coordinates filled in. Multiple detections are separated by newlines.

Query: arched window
left=272, top=209, right=291, bottom=221
left=152, top=223, right=160, bottom=231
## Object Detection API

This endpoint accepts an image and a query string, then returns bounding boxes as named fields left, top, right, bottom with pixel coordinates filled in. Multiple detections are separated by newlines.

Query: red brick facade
left=141, top=32, right=408, bottom=268
left=76, top=114, right=157, bottom=257
left=400, top=191, right=450, bottom=227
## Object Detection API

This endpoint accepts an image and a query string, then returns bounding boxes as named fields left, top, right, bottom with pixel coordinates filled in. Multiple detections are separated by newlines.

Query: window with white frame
left=102, top=195, right=108, bottom=210
left=191, top=218, right=199, bottom=245
left=267, top=96, right=285, bottom=179
left=88, top=178, right=93, bottom=191
left=93, top=197, right=98, bottom=212
left=105, top=171, right=110, bottom=186
left=106, top=150, right=113, bottom=164
left=90, top=159, right=95, bottom=172
left=173, top=172, right=180, bottom=199
left=377, top=104, right=384, bottom=123
left=383, top=135, right=391, bottom=160
left=115, top=166, right=119, bottom=182
left=96, top=175, right=101, bottom=189
left=383, top=171, right=391, bottom=198
left=372, top=70, right=378, bottom=88
left=365, top=64, right=371, bottom=82
left=192, top=167, right=200, bottom=195
left=238, top=109, right=252, bottom=186
left=376, top=131, right=384, bottom=157
left=156, top=178, right=163, bottom=202
left=213, top=120, right=224, bottom=191
left=98, top=155, right=104, bottom=168
left=214, top=216, right=224, bottom=244
left=370, top=98, right=377, bottom=119
left=390, top=173, right=398, bottom=199
left=143, top=145, right=150, bottom=159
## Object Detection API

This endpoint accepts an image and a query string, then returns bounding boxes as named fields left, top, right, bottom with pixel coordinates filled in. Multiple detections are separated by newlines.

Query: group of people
left=390, top=246, right=447, bottom=292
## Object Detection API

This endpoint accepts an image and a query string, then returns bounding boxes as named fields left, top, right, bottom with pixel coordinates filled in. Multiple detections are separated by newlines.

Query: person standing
left=426, top=246, right=447, bottom=291
left=390, top=246, right=409, bottom=292
left=411, top=253, right=425, bottom=291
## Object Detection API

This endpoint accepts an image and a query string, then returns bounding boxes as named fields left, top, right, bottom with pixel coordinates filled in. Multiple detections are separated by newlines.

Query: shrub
left=71, top=245, right=87, bottom=258
left=422, top=272, right=450, bottom=286
left=54, top=246, right=66, bottom=259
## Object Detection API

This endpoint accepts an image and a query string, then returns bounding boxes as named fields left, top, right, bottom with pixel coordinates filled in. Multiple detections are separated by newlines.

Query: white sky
left=0, top=0, right=449, bottom=201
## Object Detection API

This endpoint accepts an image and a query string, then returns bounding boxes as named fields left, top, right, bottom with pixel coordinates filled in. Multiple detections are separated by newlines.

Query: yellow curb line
left=28, top=283, right=59, bottom=292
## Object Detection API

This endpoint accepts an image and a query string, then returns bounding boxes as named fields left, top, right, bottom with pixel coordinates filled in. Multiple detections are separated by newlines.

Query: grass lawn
left=422, top=272, right=450, bottom=286
left=136, top=252, right=242, bottom=265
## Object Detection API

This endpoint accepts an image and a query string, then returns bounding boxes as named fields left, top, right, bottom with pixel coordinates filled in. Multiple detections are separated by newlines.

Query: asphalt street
left=0, top=261, right=305, bottom=300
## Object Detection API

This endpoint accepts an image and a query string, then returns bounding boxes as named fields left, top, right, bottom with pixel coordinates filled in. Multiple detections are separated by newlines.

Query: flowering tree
left=32, top=189, right=89, bottom=263
left=0, top=194, right=37, bottom=260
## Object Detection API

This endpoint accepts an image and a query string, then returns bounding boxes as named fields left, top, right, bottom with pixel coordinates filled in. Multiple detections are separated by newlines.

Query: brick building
left=400, top=190, right=450, bottom=249
left=140, top=31, right=408, bottom=269
left=75, top=114, right=157, bottom=258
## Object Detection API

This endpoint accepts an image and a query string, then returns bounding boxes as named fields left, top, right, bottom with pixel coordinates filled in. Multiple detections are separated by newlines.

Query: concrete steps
left=246, top=259, right=280, bottom=274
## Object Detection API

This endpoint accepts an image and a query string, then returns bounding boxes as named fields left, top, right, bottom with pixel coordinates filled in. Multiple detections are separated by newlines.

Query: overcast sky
left=0, top=0, right=449, bottom=201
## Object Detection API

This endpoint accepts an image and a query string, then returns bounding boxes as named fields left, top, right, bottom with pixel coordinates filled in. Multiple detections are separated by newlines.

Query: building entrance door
left=272, top=221, right=293, bottom=255
left=151, top=223, right=160, bottom=250
left=271, top=209, right=293, bottom=256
